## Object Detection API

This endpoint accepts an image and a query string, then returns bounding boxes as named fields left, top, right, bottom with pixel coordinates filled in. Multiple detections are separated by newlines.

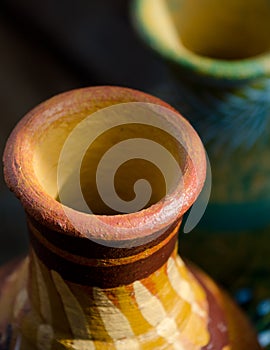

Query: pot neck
left=24, top=223, right=209, bottom=349
left=27, top=215, right=181, bottom=288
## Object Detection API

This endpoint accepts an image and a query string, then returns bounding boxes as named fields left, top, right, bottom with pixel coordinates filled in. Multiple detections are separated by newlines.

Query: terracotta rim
left=133, top=0, right=270, bottom=82
left=3, top=86, right=206, bottom=243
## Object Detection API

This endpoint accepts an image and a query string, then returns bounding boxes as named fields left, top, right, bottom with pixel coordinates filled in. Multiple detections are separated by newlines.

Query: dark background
left=0, top=0, right=173, bottom=264
left=1, top=4, right=269, bottom=349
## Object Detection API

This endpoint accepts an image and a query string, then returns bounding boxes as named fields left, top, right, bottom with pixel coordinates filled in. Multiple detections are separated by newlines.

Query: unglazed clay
left=1, top=87, right=260, bottom=349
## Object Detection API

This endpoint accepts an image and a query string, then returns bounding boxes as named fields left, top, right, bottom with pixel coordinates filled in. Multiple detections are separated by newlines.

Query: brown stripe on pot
left=28, top=215, right=181, bottom=259
left=28, top=218, right=179, bottom=287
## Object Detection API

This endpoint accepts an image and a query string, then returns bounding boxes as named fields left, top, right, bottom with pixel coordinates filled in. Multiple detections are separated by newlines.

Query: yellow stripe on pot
left=51, top=270, right=93, bottom=344
left=103, top=285, right=168, bottom=349
left=167, top=257, right=205, bottom=317
left=33, top=252, right=52, bottom=323
left=13, top=288, right=28, bottom=319
left=93, top=287, right=140, bottom=349
left=37, top=324, right=54, bottom=350
left=104, top=285, right=153, bottom=336
left=134, top=281, right=185, bottom=350
left=181, top=310, right=210, bottom=347
left=61, top=339, right=99, bottom=350
left=141, top=262, right=187, bottom=316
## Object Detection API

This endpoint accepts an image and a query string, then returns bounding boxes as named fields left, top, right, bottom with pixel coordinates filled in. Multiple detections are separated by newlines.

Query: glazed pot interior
left=150, top=0, right=270, bottom=59
left=33, top=107, right=185, bottom=215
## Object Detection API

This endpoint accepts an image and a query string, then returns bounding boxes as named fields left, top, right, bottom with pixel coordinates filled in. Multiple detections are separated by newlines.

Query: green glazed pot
left=133, top=0, right=270, bottom=347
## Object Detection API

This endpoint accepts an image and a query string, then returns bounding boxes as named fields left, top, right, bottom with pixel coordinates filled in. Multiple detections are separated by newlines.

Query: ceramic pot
left=133, top=0, right=270, bottom=342
left=1, top=86, right=260, bottom=349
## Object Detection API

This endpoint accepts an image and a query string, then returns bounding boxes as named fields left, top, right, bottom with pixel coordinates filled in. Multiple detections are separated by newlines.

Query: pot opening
left=164, top=0, right=270, bottom=59
left=33, top=112, right=185, bottom=216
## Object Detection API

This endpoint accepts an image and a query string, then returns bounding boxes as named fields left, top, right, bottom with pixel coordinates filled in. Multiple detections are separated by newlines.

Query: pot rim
left=132, top=0, right=270, bottom=83
left=3, top=86, right=206, bottom=243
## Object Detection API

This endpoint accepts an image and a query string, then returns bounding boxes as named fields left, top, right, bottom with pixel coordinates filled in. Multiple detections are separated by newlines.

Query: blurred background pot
left=1, top=86, right=260, bottom=349
left=133, top=0, right=270, bottom=346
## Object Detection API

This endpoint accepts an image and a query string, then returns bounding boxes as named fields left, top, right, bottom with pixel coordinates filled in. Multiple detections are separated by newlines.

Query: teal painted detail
left=198, top=200, right=270, bottom=232
left=170, top=77, right=270, bottom=152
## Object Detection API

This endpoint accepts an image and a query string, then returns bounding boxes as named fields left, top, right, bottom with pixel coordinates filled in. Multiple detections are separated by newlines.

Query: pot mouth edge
left=3, top=85, right=206, bottom=243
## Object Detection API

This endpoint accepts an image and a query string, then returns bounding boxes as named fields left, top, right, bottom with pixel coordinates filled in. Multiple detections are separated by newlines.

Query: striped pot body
left=0, top=234, right=261, bottom=350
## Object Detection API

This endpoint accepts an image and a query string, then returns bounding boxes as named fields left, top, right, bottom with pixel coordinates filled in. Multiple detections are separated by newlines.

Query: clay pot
left=1, top=86, right=260, bottom=349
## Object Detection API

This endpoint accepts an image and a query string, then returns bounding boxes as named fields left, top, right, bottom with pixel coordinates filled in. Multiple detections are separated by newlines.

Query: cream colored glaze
left=33, top=116, right=183, bottom=215
left=142, top=0, right=270, bottom=59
